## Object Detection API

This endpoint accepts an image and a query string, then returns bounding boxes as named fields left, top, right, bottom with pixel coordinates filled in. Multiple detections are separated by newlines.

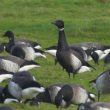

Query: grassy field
left=0, top=0, right=110, bottom=110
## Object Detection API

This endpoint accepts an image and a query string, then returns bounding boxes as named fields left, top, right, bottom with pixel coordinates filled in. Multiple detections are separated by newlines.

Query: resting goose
left=3, top=31, right=46, bottom=60
left=0, top=85, right=19, bottom=104
left=12, top=71, right=36, bottom=81
left=55, top=84, right=95, bottom=108
left=52, top=20, right=95, bottom=77
left=90, top=69, right=110, bottom=101
left=4, top=30, right=42, bottom=49
left=0, top=55, right=40, bottom=73
left=29, top=83, right=64, bottom=105
left=8, top=76, right=45, bottom=103
left=0, top=69, right=13, bottom=83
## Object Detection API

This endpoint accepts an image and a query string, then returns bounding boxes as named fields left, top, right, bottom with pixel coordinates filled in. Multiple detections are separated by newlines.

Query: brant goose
left=8, top=77, right=45, bottom=103
left=0, top=55, right=40, bottom=73
left=3, top=31, right=45, bottom=60
left=55, top=84, right=95, bottom=108
left=76, top=42, right=110, bottom=51
left=12, top=71, right=36, bottom=81
left=0, top=69, right=13, bottom=83
left=0, top=85, right=19, bottom=104
left=78, top=102, right=110, bottom=110
left=29, top=83, right=65, bottom=105
left=4, top=30, right=42, bottom=49
left=52, top=20, right=95, bottom=77
left=90, top=69, right=110, bottom=101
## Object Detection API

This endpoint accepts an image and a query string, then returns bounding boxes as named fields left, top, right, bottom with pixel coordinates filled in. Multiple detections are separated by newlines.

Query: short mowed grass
left=0, top=0, right=110, bottom=110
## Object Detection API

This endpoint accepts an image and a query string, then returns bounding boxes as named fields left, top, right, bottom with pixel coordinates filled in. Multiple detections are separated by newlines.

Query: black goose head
left=55, top=85, right=72, bottom=108
left=3, top=31, right=14, bottom=39
left=52, top=20, right=64, bottom=29
left=90, top=51, right=99, bottom=65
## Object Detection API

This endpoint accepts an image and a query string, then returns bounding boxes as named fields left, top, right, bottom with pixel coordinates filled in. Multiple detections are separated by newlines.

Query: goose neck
left=57, top=28, right=69, bottom=50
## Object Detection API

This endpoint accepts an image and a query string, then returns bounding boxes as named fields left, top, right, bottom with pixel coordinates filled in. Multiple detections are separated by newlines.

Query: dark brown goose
left=52, top=20, right=95, bottom=77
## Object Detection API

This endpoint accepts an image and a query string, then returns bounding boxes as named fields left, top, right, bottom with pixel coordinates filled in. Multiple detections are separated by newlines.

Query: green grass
left=0, top=0, right=110, bottom=110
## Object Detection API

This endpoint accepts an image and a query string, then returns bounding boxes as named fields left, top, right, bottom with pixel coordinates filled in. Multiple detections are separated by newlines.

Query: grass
left=0, top=0, right=110, bottom=110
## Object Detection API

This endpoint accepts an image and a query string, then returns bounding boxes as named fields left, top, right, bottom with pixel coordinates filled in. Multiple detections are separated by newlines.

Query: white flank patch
left=74, top=88, right=88, bottom=104
left=70, top=54, right=82, bottom=70
left=87, top=56, right=93, bottom=61
left=95, top=50, right=104, bottom=55
left=55, top=86, right=62, bottom=91
left=32, top=76, right=36, bottom=81
left=0, top=74, right=13, bottom=83
left=81, top=46, right=88, bottom=50
left=60, top=100, right=67, bottom=108
left=0, top=59, right=19, bottom=73
left=104, top=49, right=110, bottom=54
left=8, top=81, right=22, bottom=100
left=22, top=46, right=35, bottom=61
left=34, top=45, right=42, bottom=49
left=98, top=107, right=110, bottom=110
left=19, top=65, right=40, bottom=71
left=34, top=53, right=46, bottom=58
left=22, top=87, right=45, bottom=100
left=78, top=66, right=92, bottom=73
left=89, top=93, right=96, bottom=98
left=49, top=86, right=61, bottom=103
left=100, top=49, right=110, bottom=60
left=4, top=98, right=19, bottom=104
left=45, top=50, right=56, bottom=57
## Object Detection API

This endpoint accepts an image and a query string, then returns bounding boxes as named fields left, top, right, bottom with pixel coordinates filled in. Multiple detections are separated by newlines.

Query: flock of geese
left=0, top=20, right=110, bottom=110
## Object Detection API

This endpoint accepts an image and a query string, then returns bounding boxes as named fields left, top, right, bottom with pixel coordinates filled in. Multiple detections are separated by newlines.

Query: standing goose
left=4, top=30, right=42, bottom=49
left=78, top=102, right=110, bottom=110
left=52, top=20, right=95, bottom=77
left=89, top=69, right=110, bottom=101
left=0, top=55, right=40, bottom=73
left=3, top=31, right=46, bottom=60
left=55, top=84, right=95, bottom=108
left=45, top=45, right=87, bottom=63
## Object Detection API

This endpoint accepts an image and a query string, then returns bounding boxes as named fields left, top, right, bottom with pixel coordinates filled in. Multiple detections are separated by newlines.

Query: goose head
left=3, top=31, right=14, bottom=40
left=52, top=20, right=64, bottom=30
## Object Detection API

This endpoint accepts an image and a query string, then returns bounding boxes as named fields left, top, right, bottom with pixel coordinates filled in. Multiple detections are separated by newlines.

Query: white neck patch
left=59, top=28, right=64, bottom=31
